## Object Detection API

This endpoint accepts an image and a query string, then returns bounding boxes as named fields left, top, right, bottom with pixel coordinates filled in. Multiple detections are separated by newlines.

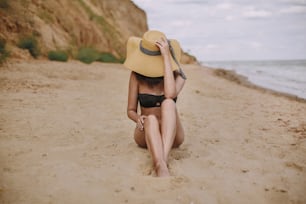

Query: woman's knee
left=144, top=114, right=159, bottom=129
left=173, top=136, right=184, bottom=148
left=161, top=99, right=176, bottom=115
left=173, top=113, right=185, bottom=147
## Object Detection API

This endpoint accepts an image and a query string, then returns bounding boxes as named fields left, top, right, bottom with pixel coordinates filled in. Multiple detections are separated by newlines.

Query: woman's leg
left=173, top=110, right=185, bottom=148
left=140, top=115, right=169, bottom=177
left=161, top=99, right=177, bottom=162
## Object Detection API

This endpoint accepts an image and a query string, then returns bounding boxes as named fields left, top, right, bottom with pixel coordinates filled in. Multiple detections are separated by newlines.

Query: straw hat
left=123, top=30, right=182, bottom=77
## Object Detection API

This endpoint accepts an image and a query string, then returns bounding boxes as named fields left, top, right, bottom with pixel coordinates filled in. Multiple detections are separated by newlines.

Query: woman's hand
left=136, top=115, right=147, bottom=131
left=155, top=37, right=171, bottom=58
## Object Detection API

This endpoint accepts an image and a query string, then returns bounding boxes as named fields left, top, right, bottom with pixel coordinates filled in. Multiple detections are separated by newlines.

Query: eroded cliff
left=0, top=0, right=196, bottom=63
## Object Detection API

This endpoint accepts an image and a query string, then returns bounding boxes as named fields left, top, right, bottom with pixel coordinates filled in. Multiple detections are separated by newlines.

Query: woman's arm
left=156, top=38, right=186, bottom=98
left=174, top=71, right=186, bottom=96
left=155, top=38, right=177, bottom=99
left=127, top=72, right=139, bottom=123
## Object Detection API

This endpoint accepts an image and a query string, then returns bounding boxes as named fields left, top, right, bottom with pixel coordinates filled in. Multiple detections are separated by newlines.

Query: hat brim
left=123, top=37, right=181, bottom=77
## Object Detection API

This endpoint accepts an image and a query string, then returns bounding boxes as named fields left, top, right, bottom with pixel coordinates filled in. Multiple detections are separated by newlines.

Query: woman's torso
left=138, top=81, right=164, bottom=119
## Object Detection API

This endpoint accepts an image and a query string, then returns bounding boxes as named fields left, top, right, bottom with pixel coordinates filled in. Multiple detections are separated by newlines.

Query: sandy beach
left=0, top=60, right=305, bottom=204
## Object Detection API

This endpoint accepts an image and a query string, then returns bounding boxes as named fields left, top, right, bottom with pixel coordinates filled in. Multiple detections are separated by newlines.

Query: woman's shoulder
left=129, top=71, right=140, bottom=90
left=130, top=71, right=138, bottom=80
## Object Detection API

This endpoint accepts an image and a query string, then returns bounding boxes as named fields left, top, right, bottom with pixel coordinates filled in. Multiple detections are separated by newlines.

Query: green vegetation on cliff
left=48, top=50, right=69, bottom=62
left=0, top=0, right=9, bottom=8
left=17, top=35, right=40, bottom=58
left=0, top=38, right=9, bottom=64
left=76, top=47, right=120, bottom=64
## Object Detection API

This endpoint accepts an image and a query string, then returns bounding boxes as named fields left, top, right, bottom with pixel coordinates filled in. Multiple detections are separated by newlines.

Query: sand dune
left=0, top=60, right=305, bottom=203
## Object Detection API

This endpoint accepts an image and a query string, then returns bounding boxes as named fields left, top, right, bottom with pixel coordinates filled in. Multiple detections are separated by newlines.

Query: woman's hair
left=134, top=72, right=164, bottom=87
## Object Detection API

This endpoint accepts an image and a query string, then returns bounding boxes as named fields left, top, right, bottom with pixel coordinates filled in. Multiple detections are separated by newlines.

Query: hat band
left=140, top=41, right=161, bottom=56
left=140, top=40, right=187, bottom=80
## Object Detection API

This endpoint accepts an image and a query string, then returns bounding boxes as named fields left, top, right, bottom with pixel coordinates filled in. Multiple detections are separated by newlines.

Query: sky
left=132, top=0, right=306, bottom=61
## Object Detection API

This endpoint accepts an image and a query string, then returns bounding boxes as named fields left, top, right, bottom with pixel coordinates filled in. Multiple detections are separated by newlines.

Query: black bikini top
left=138, top=93, right=177, bottom=108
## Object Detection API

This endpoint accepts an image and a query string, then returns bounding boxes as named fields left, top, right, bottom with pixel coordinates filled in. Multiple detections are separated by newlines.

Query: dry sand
left=0, top=60, right=305, bottom=204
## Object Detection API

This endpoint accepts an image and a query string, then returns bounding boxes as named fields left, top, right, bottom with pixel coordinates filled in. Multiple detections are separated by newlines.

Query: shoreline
left=206, top=66, right=306, bottom=103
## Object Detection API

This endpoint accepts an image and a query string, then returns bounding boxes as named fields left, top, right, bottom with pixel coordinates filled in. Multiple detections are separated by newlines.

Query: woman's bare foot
left=155, top=161, right=170, bottom=177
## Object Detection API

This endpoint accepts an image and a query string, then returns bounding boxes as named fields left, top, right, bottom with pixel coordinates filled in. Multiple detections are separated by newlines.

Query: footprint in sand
left=140, top=159, right=155, bottom=176
left=170, top=176, right=190, bottom=188
left=285, top=161, right=304, bottom=172
left=265, top=187, right=287, bottom=193
left=276, top=118, right=290, bottom=127
left=289, top=122, right=306, bottom=139
left=170, top=148, right=191, bottom=161
left=142, top=165, right=154, bottom=176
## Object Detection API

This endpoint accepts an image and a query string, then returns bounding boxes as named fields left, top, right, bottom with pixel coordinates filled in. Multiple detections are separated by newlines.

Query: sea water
left=202, top=60, right=306, bottom=99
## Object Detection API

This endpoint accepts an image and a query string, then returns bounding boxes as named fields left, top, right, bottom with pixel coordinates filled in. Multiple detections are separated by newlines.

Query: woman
left=124, top=30, right=186, bottom=177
